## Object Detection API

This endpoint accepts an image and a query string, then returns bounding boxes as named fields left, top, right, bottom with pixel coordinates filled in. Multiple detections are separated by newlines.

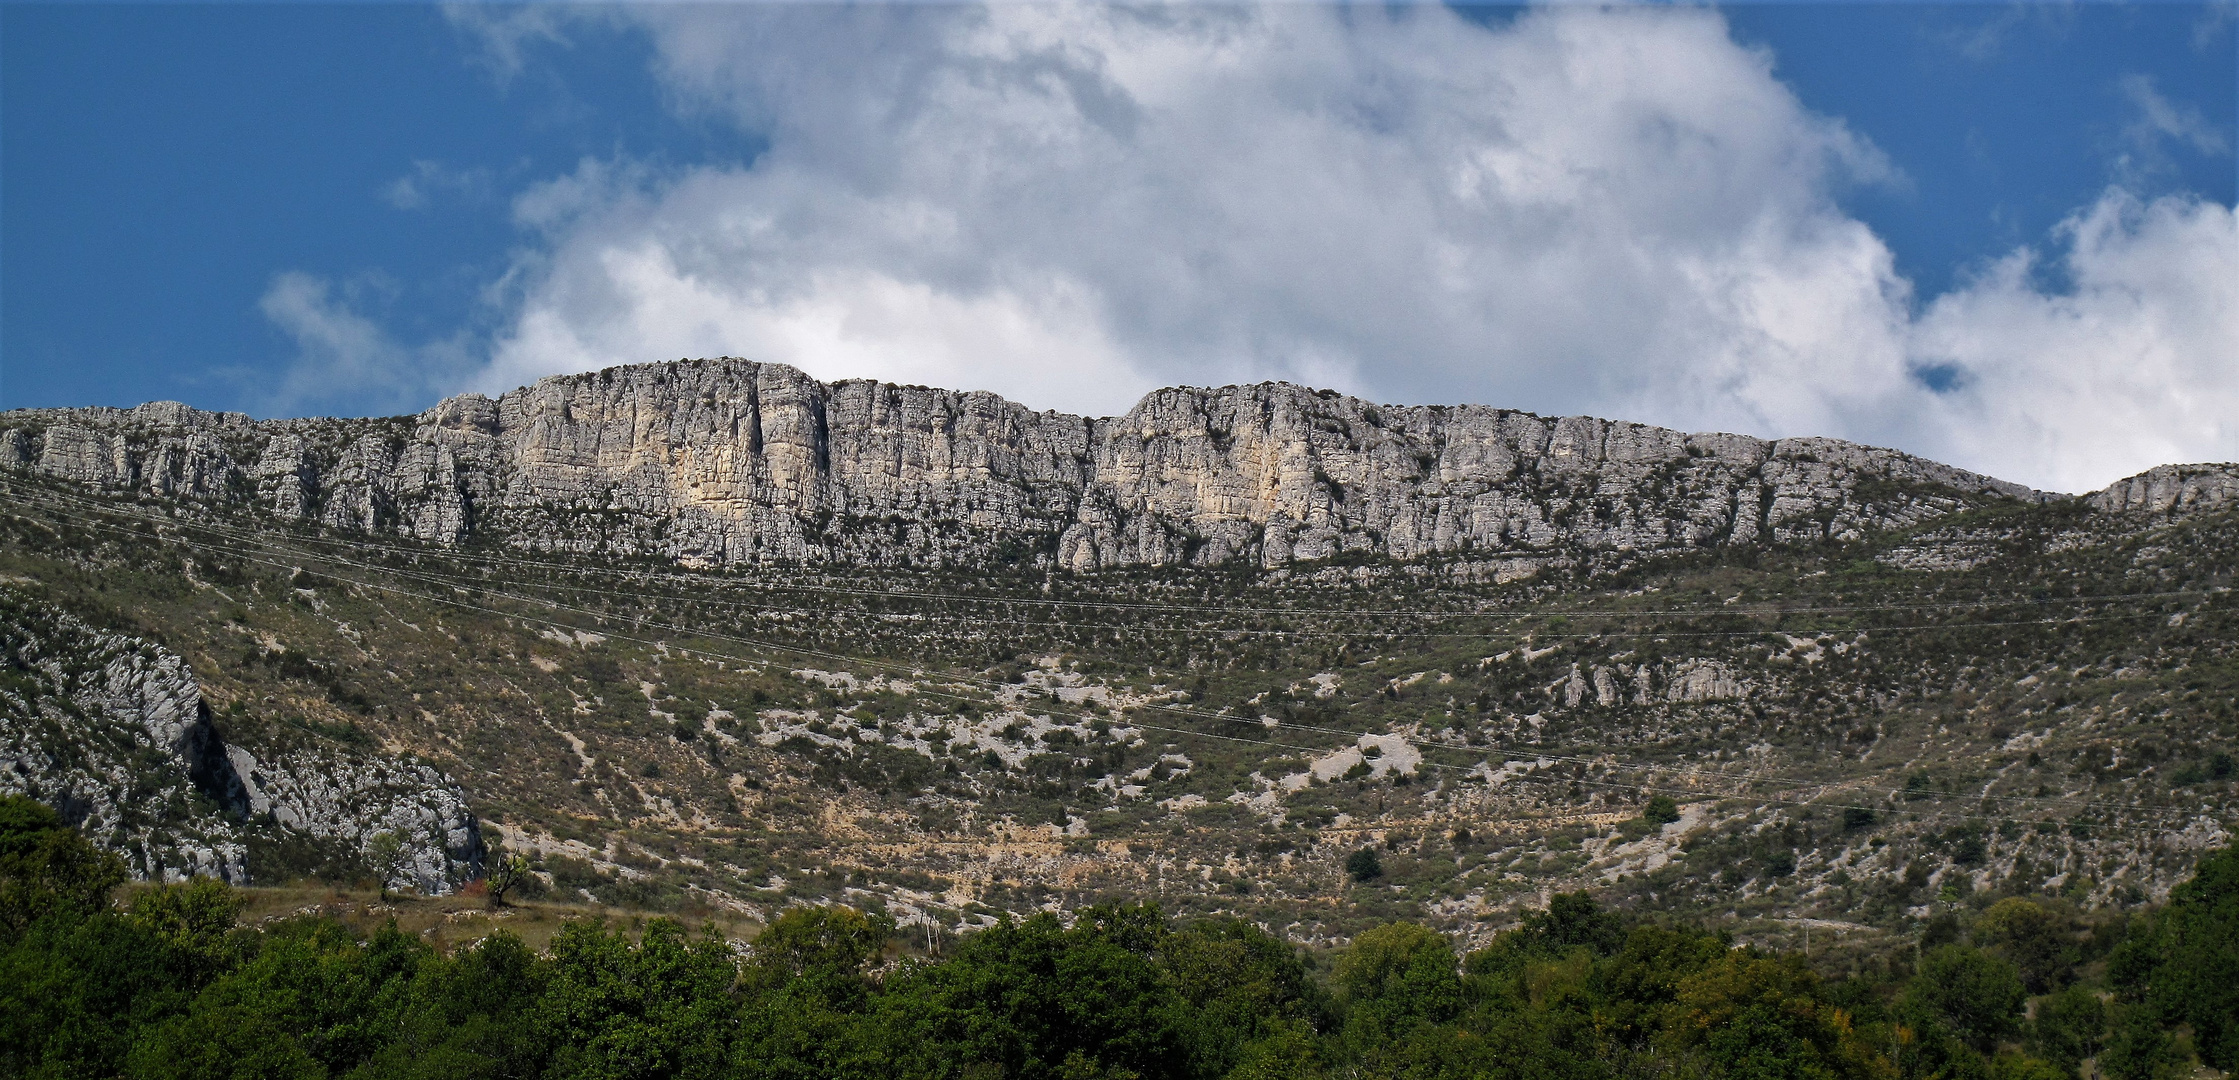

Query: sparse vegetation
left=0, top=452, right=2233, bottom=958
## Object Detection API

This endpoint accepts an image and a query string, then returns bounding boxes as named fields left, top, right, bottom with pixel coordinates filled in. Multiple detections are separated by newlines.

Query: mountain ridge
left=0, top=374, right=2232, bottom=943
left=13, top=357, right=2225, bottom=577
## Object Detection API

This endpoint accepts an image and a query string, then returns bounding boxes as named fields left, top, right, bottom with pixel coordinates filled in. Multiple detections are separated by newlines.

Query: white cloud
left=441, top=3, right=574, bottom=84
left=1910, top=190, right=2239, bottom=493
left=457, top=4, right=2235, bottom=493
left=382, top=159, right=496, bottom=211
left=258, top=272, right=466, bottom=417
left=2114, top=75, right=2232, bottom=191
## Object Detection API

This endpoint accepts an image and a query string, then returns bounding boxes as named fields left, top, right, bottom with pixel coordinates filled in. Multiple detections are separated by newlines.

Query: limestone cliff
left=0, top=589, right=483, bottom=892
left=9, top=357, right=2211, bottom=572
left=2087, top=463, right=2239, bottom=518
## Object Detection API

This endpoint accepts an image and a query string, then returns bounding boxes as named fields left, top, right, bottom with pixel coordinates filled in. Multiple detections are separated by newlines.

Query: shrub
left=1642, top=795, right=1682, bottom=826
left=1346, top=848, right=1384, bottom=882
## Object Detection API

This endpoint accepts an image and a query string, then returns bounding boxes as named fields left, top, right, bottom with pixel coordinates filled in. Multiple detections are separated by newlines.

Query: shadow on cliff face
left=183, top=700, right=252, bottom=819
left=1, top=587, right=485, bottom=893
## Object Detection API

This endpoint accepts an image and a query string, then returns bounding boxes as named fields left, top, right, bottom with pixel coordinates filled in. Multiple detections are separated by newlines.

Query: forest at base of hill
left=2, top=795, right=2232, bottom=1080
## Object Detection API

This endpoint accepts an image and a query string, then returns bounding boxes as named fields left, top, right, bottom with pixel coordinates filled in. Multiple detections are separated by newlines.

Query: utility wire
left=3, top=479, right=2222, bottom=622
left=9, top=494, right=2211, bottom=835
left=5, top=487, right=2214, bottom=649
left=5, top=492, right=2215, bottom=822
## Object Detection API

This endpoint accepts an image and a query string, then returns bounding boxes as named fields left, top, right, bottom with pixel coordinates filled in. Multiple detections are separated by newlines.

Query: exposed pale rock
left=21, top=357, right=2223, bottom=575
left=37, top=424, right=131, bottom=485
left=1592, top=666, right=1621, bottom=707
left=225, top=745, right=482, bottom=895
left=1663, top=660, right=1748, bottom=703
left=140, top=432, right=234, bottom=499
left=0, top=589, right=482, bottom=891
left=254, top=434, right=319, bottom=519
left=2088, top=464, right=2239, bottom=518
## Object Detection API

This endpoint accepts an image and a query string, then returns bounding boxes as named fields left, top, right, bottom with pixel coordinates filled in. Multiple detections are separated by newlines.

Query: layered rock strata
left=13, top=358, right=2214, bottom=573
left=2088, top=463, right=2239, bottom=517
left=0, top=590, right=483, bottom=892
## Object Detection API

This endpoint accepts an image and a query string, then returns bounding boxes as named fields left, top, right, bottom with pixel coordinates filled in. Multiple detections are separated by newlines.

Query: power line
left=5, top=486, right=2218, bottom=651
left=4, top=478, right=2223, bottom=623
left=4, top=492, right=2216, bottom=823
left=8, top=494, right=2211, bottom=835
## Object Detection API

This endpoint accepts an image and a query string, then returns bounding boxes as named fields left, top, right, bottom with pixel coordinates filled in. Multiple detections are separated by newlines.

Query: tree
left=1903, top=945, right=2027, bottom=1054
left=1, top=891, right=185, bottom=1077
left=1666, top=949, right=1890, bottom=1080
left=2099, top=1002, right=2185, bottom=1080
left=124, top=1005, right=325, bottom=1080
left=1159, top=917, right=1330, bottom=1077
left=2141, top=839, right=2239, bottom=1071
left=1345, top=848, right=1383, bottom=883
left=544, top=918, right=737, bottom=1079
left=128, top=878, right=245, bottom=983
left=353, top=929, right=550, bottom=1079
left=747, top=904, right=890, bottom=1000
left=364, top=832, right=407, bottom=901
left=1988, top=1051, right=2070, bottom=1080
left=1517, top=891, right=1627, bottom=957
left=1224, top=1019, right=1330, bottom=1080
left=0, top=795, right=125, bottom=940
left=1334, top=921, right=1463, bottom=1048
left=868, top=909, right=1194, bottom=1080
left=483, top=853, right=531, bottom=909
left=2029, top=984, right=2105, bottom=1075
left=1642, top=795, right=1682, bottom=827
left=1975, top=896, right=2076, bottom=993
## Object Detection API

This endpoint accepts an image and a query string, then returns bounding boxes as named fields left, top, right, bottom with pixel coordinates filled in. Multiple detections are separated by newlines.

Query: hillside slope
left=2, top=360, right=2234, bottom=949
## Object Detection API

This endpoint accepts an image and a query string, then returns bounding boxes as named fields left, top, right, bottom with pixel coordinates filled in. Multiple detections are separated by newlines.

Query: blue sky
left=1, top=3, right=2233, bottom=491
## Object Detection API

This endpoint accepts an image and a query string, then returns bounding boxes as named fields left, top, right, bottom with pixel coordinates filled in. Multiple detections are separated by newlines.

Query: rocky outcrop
left=0, top=589, right=482, bottom=892
left=252, top=434, right=319, bottom=520
left=223, top=745, right=483, bottom=895
left=0, top=598, right=249, bottom=883
left=2087, top=464, right=2239, bottom=519
left=1558, top=658, right=1751, bottom=708
left=15, top=358, right=2198, bottom=574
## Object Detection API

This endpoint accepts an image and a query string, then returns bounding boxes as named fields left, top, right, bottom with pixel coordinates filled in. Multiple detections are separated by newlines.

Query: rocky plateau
left=16, top=357, right=2216, bottom=574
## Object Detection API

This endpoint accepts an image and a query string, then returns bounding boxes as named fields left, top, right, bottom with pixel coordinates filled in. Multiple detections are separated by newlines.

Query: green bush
left=1641, top=795, right=1682, bottom=826
left=0, top=795, right=126, bottom=941
left=1345, top=848, right=1383, bottom=882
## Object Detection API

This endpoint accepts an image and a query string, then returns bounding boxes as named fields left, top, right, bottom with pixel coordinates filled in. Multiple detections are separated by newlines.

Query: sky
left=1, top=3, right=2233, bottom=494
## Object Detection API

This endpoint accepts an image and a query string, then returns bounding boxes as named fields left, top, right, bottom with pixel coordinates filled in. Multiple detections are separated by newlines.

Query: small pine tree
left=1643, top=796, right=1682, bottom=826
left=1346, top=848, right=1383, bottom=882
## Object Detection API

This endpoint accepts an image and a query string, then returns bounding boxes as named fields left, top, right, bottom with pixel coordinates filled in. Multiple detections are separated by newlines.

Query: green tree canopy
left=0, top=793, right=125, bottom=941
left=1974, top=896, right=2077, bottom=994
left=2113, top=839, right=2239, bottom=1071
left=1904, top=944, right=2027, bottom=1054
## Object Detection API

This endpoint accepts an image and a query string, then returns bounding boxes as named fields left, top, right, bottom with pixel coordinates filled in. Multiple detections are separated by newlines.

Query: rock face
left=2088, top=464, right=2239, bottom=518
left=0, top=590, right=482, bottom=892
left=0, top=596, right=249, bottom=883
left=16, top=357, right=2202, bottom=574
left=221, top=745, right=483, bottom=895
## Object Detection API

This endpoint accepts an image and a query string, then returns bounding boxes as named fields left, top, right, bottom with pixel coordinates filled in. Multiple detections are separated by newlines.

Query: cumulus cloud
left=455, top=4, right=2234, bottom=493
left=1911, top=190, right=2238, bottom=493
